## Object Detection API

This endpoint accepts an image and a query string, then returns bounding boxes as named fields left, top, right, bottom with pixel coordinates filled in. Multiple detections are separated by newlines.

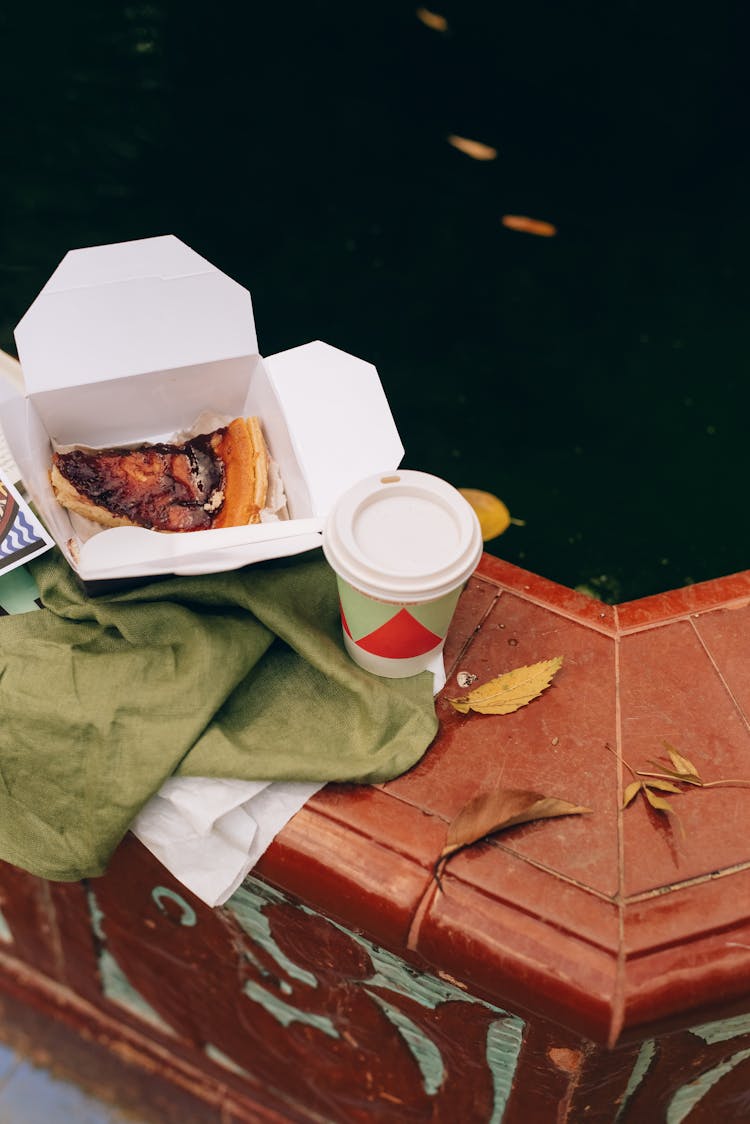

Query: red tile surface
left=624, top=867, right=750, bottom=957
left=414, top=876, right=617, bottom=1044
left=623, top=913, right=750, bottom=1040
left=619, top=620, right=750, bottom=895
left=382, top=591, right=620, bottom=895
left=474, top=553, right=618, bottom=633
left=256, top=800, right=434, bottom=950
left=441, top=573, right=499, bottom=679
left=617, top=570, right=750, bottom=632
left=307, top=783, right=446, bottom=871
left=436, top=845, right=621, bottom=955
left=693, top=601, right=750, bottom=722
left=259, top=555, right=750, bottom=1046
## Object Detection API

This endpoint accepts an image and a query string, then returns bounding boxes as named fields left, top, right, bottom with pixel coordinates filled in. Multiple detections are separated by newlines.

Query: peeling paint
left=230, top=882, right=318, bottom=988
left=615, top=1039, right=655, bottom=1122
left=205, top=1042, right=253, bottom=1078
left=667, top=1047, right=750, bottom=1124
left=151, top=886, right=197, bottom=927
left=367, top=991, right=444, bottom=1095
left=0, top=907, right=12, bottom=944
left=487, top=1017, right=525, bottom=1124
left=690, top=1011, right=750, bottom=1045
left=87, top=887, right=174, bottom=1035
left=98, top=947, right=175, bottom=1035
left=228, top=878, right=525, bottom=1121
left=242, top=979, right=339, bottom=1038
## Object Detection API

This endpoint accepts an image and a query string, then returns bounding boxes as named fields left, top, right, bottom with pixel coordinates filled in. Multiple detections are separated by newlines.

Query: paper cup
left=323, top=470, right=483, bottom=677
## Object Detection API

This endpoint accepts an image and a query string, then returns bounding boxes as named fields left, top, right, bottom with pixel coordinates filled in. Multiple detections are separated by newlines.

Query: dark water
left=1, top=1, right=748, bottom=602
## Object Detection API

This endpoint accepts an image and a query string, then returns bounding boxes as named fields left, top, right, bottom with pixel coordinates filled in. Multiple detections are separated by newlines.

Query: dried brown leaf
left=643, top=786, right=677, bottom=815
left=642, top=778, right=682, bottom=794
left=447, top=134, right=498, bottom=161
left=449, top=656, right=563, bottom=715
left=643, top=761, right=703, bottom=786
left=663, top=741, right=702, bottom=781
left=440, top=787, right=591, bottom=865
left=622, top=780, right=642, bottom=808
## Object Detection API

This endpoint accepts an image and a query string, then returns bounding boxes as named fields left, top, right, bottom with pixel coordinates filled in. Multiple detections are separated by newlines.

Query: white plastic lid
left=322, top=470, right=483, bottom=601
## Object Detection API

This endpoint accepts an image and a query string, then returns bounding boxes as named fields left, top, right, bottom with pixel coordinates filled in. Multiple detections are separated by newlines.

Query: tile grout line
left=471, top=575, right=617, bottom=637
left=476, top=567, right=750, bottom=639
left=609, top=607, right=627, bottom=1047
left=617, top=595, right=750, bottom=636
left=625, top=858, right=750, bottom=903
left=370, top=785, right=622, bottom=904
left=689, top=615, right=750, bottom=737
left=443, top=587, right=502, bottom=681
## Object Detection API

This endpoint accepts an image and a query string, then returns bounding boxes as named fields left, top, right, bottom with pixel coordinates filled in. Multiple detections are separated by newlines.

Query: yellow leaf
left=439, top=787, right=591, bottom=865
left=643, top=778, right=682, bottom=794
left=447, top=134, right=498, bottom=161
left=416, top=7, right=448, bottom=31
left=644, top=759, right=703, bottom=787
left=458, top=488, right=512, bottom=540
left=643, top=786, right=677, bottom=815
left=662, top=741, right=703, bottom=782
left=449, top=656, right=563, bottom=715
left=623, top=781, right=642, bottom=808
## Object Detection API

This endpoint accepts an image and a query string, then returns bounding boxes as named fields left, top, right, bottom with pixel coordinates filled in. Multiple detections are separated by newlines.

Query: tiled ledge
left=257, top=555, right=750, bottom=1047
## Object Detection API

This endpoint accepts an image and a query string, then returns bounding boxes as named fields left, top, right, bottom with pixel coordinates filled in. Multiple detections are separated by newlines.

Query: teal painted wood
left=0, top=907, right=12, bottom=944
left=690, top=1011, right=750, bottom=1046
left=151, top=886, right=196, bottom=928
left=612, top=1012, right=750, bottom=1123
left=87, top=888, right=174, bottom=1035
left=614, top=1039, right=655, bottom=1122
left=229, top=877, right=526, bottom=1118
left=486, top=1018, right=526, bottom=1124
left=82, top=868, right=525, bottom=1119
left=667, top=1048, right=750, bottom=1124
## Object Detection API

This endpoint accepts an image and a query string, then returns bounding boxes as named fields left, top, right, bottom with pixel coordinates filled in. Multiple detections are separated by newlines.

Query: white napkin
left=132, top=652, right=447, bottom=906
left=131, top=778, right=322, bottom=906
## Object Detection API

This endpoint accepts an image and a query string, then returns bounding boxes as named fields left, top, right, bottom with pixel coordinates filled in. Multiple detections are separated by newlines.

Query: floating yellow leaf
left=447, top=135, right=498, bottom=161
left=502, top=214, right=557, bottom=237
left=435, top=786, right=591, bottom=881
left=459, top=488, right=512, bottom=540
left=416, top=7, right=448, bottom=31
left=449, top=656, right=563, bottom=715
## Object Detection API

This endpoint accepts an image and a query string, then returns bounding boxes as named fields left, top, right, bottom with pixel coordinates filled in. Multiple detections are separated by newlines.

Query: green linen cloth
left=0, top=549, right=438, bottom=882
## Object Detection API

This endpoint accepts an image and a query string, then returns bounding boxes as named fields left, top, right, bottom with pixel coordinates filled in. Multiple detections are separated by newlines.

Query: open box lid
left=264, top=340, right=404, bottom=516
left=15, top=235, right=259, bottom=394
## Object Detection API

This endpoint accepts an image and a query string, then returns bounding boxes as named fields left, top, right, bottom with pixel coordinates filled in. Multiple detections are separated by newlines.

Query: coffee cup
left=323, top=470, right=483, bottom=678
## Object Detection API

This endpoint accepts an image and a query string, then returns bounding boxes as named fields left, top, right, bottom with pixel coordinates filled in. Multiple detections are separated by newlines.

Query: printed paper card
left=0, top=470, right=55, bottom=577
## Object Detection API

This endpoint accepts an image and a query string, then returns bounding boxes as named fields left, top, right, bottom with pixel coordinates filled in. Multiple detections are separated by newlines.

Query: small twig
left=636, top=769, right=702, bottom=786
left=636, top=769, right=750, bottom=790
left=701, top=779, right=750, bottom=790
left=604, top=740, right=638, bottom=781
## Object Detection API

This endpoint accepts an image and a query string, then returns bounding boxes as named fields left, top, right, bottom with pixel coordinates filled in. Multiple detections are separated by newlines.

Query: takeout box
left=0, top=235, right=404, bottom=584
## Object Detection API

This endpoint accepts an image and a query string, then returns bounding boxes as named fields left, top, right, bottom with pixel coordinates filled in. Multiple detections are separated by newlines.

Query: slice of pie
left=50, top=417, right=269, bottom=533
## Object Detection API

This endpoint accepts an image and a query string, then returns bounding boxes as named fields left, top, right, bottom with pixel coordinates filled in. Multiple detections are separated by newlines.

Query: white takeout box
left=0, top=236, right=404, bottom=583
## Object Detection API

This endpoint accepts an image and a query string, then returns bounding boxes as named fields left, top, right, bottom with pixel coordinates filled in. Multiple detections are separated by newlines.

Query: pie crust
left=50, top=417, right=269, bottom=533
